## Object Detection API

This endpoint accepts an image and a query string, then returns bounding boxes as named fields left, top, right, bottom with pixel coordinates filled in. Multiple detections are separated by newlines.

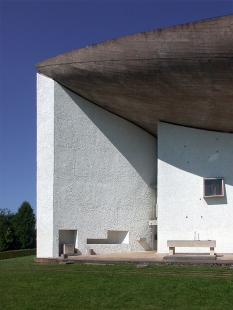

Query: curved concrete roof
left=36, top=15, right=233, bottom=136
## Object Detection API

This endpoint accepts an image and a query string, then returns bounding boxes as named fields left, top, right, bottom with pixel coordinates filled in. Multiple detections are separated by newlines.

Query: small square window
left=203, top=178, right=224, bottom=198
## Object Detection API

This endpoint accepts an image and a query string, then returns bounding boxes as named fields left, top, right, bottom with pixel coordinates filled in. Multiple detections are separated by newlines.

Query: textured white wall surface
left=157, top=122, right=233, bottom=254
left=37, top=74, right=55, bottom=257
left=37, top=74, right=157, bottom=257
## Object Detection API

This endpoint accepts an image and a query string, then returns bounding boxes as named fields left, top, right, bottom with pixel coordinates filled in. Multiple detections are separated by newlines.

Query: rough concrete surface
left=37, top=74, right=157, bottom=258
left=36, top=15, right=233, bottom=136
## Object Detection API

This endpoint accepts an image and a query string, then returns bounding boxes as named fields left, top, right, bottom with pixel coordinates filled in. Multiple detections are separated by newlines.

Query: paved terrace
left=35, top=252, right=233, bottom=266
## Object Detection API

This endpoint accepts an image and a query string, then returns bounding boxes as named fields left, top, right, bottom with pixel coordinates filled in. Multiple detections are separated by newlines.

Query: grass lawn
left=0, top=256, right=233, bottom=310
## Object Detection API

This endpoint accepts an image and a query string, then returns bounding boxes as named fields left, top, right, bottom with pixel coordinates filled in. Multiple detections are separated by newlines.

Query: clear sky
left=0, top=0, right=232, bottom=213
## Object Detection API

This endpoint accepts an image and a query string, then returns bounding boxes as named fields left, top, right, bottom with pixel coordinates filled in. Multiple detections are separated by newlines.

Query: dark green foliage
left=0, top=208, right=15, bottom=251
left=0, top=248, right=36, bottom=260
left=13, top=201, right=36, bottom=249
left=0, top=202, right=36, bottom=251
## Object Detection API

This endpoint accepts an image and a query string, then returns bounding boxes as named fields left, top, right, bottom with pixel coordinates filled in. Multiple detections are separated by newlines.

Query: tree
left=0, top=208, right=15, bottom=251
left=13, top=201, right=36, bottom=249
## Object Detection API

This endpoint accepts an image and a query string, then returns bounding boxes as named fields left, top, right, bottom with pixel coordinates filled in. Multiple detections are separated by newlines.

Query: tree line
left=0, top=201, right=36, bottom=252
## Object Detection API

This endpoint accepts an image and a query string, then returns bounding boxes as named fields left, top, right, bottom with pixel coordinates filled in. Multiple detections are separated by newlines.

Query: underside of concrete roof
left=36, top=14, right=233, bottom=136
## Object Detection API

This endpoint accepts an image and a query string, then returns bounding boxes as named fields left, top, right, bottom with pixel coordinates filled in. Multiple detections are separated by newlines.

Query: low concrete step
left=163, top=254, right=216, bottom=261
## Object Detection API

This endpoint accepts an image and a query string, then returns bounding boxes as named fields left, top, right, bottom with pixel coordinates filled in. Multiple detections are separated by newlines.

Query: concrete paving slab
left=163, top=254, right=217, bottom=261
left=35, top=251, right=233, bottom=266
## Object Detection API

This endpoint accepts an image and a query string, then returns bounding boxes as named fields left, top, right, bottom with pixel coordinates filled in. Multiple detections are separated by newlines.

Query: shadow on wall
left=66, top=88, right=157, bottom=186
left=59, top=230, right=77, bottom=256
left=137, top=238, right=152, bottom=251
left=158, top=122, right=233, bottom=188
left=204, top=195, right=228, bottom=205
left=87, top=230, right=129, bottom=244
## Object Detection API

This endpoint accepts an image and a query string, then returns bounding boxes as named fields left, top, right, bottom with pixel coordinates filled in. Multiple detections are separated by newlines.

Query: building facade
left=36, top=15, right=233, bottom=257
left=37, top=75, right=157, bottom=257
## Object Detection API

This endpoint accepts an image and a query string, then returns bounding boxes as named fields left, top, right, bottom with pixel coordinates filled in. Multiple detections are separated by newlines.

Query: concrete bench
left=62, top=244, right=74, bottom=255
left=167, top=240, right=216, bottom=256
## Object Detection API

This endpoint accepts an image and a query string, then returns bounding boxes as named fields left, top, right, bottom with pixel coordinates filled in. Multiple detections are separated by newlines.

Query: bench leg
left=210, top=247, right=215, bottom=256
left=169, top=247, right=175, bottom=255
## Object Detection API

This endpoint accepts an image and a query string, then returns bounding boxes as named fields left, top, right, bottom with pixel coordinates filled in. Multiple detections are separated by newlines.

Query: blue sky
left=0, top=0, right=232, bottom=213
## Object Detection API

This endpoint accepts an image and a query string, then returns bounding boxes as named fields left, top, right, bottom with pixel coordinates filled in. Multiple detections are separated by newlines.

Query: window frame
left=203, top=178, right=224, bottom=198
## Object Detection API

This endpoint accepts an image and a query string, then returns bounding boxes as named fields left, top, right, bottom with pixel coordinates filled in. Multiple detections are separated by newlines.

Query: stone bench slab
left=167, top=240, right=216, bottom=255
left=167, top=240, right=216, bottom=247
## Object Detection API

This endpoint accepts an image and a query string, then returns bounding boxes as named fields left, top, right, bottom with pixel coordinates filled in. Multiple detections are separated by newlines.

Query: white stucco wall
left=37, top=75, right=54, bottom=257
left=157, top=122, right=233, bottom=254
left=37, top=74, right=157, bottom=257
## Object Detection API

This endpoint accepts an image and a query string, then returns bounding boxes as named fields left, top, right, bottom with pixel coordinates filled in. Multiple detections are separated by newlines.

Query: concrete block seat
left=167, top=240, right=216, bottom=255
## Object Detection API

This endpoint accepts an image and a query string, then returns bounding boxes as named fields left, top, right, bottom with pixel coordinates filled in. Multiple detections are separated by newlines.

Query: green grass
left=0, top=256, right=233, bottom=309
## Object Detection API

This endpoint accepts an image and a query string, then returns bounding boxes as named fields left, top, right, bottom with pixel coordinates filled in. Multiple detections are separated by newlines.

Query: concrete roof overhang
left=36, top=15, right=233, bottom=136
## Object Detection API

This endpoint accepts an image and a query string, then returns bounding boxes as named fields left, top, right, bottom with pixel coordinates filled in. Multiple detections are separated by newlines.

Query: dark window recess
left=204, top=178, right=224, bottom=197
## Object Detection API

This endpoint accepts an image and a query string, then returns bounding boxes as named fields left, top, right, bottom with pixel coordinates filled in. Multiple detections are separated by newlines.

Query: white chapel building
left=36, top=15, right=233, bottom=257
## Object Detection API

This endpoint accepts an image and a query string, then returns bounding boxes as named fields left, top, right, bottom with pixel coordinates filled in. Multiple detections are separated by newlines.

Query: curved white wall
left=158, top=122, right=233, bottom=254
left=37, top=74, right=157, bottom=257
